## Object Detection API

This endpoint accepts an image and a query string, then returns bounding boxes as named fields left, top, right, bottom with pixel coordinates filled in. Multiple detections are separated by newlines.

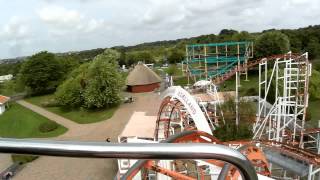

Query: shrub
left=245, top=87, right=258, bottom=96
left=39, top=121, right=59, bottom=133
left=213, top=123, right=253, bottom=141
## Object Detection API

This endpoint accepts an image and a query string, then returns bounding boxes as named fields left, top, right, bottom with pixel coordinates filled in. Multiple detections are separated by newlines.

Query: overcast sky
left=0, top=0, right=319, bottom=59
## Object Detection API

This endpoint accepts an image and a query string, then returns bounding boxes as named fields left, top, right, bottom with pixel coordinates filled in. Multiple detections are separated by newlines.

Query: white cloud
left=38, top=5, right=82, bottom=28
left=1, top=0, right=320, bottom=58
left=0, top=16, right=29, bottom=41
left=37, top=5, right=108, bottom=35
left=0, top=16, right=31, bottom=57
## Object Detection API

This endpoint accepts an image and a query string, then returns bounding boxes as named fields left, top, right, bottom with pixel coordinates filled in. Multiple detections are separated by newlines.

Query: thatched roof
left=126, top=63, right=162, bottom=86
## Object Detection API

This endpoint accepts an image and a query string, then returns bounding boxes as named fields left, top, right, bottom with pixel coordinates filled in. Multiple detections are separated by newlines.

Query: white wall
left=0, top=104, right=5, bottom=115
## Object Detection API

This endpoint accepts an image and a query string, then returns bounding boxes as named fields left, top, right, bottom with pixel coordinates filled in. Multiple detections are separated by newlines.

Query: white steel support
left=235, top=70, right=239, bottom=127
left=254, top=53, right=312, bottom=146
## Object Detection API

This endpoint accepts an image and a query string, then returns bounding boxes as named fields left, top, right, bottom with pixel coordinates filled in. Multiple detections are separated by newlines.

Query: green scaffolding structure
left=183, top=41, right=253, bottom=84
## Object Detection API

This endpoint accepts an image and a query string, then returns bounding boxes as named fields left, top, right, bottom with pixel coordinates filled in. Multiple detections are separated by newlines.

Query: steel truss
left=182, top=41, right=253, bottom=84
left=253, top=52, right=320, bottom=180
left=254, top=52, right=311, bottom=144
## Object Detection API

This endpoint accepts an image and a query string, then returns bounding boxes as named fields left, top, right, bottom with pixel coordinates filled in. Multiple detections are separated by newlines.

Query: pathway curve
left=12, top=92, right=161, bottom=180
left=17, top=100, right=79, bottom=129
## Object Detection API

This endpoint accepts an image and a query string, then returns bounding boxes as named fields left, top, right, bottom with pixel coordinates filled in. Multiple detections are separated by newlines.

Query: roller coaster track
left=124, top=130, right=320, bottom=179
left=258, top=140, right=320, bottom=166
left=212, top=54, right=299, bottom=84
left=123, top=131, right=268, bottom=180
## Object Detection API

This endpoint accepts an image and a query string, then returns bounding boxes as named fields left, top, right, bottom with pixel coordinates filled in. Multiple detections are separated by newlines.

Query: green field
left=26, top=94, right=118, bottom=124
left=0, top=103, right=67, bottom=138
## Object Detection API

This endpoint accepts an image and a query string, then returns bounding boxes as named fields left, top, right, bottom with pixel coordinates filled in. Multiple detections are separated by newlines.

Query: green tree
left=137, top=51, right=154, bottom=64
left=166, top=65, right=178, bottom=76
left=306, top=37, right=320, bottom=59
left=19, top=51, right=64, bottom=95
left=54, top=63, right=89, bottom=108
left=219, top=29, right=238, bottom=36
left=309, top=69, right=320, bottom=100
left=125, top=52, right=138, bottom=66
left=168, top=49, right=184, bottom=64
left=57, top=56, right=80, bottom=79
left=255, top=31, right=290, bottom=58
left=232, top=31, right=254, bottom=41
left=82, top=49, right=124, bottom=108
left=55, top=49, right=124, bottom=109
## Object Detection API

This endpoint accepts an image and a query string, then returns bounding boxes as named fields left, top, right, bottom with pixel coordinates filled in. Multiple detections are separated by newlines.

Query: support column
left=236, top=70, right=239, bottom=127
left=204, top=46, right=208, bottom=80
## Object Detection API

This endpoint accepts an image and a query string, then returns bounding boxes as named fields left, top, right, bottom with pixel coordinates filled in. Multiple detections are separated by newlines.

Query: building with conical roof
left=126, top=62, right=162, bottom=93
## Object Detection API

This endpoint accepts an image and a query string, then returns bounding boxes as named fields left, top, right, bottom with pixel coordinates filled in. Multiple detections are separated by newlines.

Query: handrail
left=0, top=138, right=258, bottom=180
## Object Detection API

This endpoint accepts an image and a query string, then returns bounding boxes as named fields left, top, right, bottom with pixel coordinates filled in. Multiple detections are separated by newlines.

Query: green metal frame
left=184, top=41, right=253, bottom=81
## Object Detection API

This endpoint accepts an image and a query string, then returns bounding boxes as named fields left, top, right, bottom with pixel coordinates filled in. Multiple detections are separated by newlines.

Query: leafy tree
left=309, top=69, right=320, bottom=100
left=55, top=70, right=87, bottom=108
left=219, top=29, right=238, bottom=36
left=119, top=50, right=126, bottom=66
left=82, top=49, right=124, bottom=108
left=137, top=51, right=154, bottom=64
left=305, top=37, right=320, bottom=59
left=0, top=62, right=22, bottom=76
left=19, top=51, right=64, bottom=95
left=168, top=49, right=184, bottom=64
left=232, top=31, right=253, bottom=41
left=55, top=49, right=124, bottom=109
left=57, top=56, right=80, bottom=79
left=255, top=31, right=290, bottom=58
left=166, top=65, right=178, bottom=76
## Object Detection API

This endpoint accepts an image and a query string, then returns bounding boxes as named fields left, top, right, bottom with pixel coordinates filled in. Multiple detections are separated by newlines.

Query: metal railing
left=0, top=138, right=258, bottom=180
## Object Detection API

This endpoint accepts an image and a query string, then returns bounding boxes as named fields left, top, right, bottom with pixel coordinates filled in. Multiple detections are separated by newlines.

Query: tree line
left=1, top=24, right=319, bottom=76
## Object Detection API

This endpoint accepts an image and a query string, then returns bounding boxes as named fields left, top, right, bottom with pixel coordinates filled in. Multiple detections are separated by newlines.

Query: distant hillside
left=0, top=24, right=319, bottom=75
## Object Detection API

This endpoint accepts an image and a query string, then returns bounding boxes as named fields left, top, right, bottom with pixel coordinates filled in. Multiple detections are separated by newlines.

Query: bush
left=12, top=155, right=38, bottom=164
left=39, top=121, right=59, bottom=133
left=213, top=123, right=253, bottom=141
left=245, top=87, right=258, bottom=96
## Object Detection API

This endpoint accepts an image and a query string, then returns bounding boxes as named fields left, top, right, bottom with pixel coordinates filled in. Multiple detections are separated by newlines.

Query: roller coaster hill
left=115, top=41, right=320, bottom=180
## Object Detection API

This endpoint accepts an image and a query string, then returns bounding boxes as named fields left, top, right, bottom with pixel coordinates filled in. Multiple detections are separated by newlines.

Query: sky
left=0, top=0, right=319, bottom=59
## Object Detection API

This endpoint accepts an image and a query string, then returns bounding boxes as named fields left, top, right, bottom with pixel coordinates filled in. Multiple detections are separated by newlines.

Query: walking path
left=0, top=154, right=11, bottom=173
left=17, top=100, right=79, bottom=129
left=12, top=92, right=161, bottom=180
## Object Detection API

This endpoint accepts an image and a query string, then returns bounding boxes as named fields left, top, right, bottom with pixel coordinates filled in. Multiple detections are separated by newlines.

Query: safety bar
left=0, top=138, right=258, bottom=180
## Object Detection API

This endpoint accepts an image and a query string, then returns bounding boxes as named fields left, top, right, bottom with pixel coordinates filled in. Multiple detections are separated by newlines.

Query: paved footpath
left=12, top=92, right=161, bottom=180
left=0, top=154, right=11, bottom=173
left=17, top=100, right=79, bottom=129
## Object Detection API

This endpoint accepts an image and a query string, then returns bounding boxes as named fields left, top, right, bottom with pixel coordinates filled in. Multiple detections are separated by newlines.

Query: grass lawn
left=219, top=73, right=260, bottom=96
left=0, top=103, right=67, bottom=138
left=26, top=94, right=118, bottom=124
